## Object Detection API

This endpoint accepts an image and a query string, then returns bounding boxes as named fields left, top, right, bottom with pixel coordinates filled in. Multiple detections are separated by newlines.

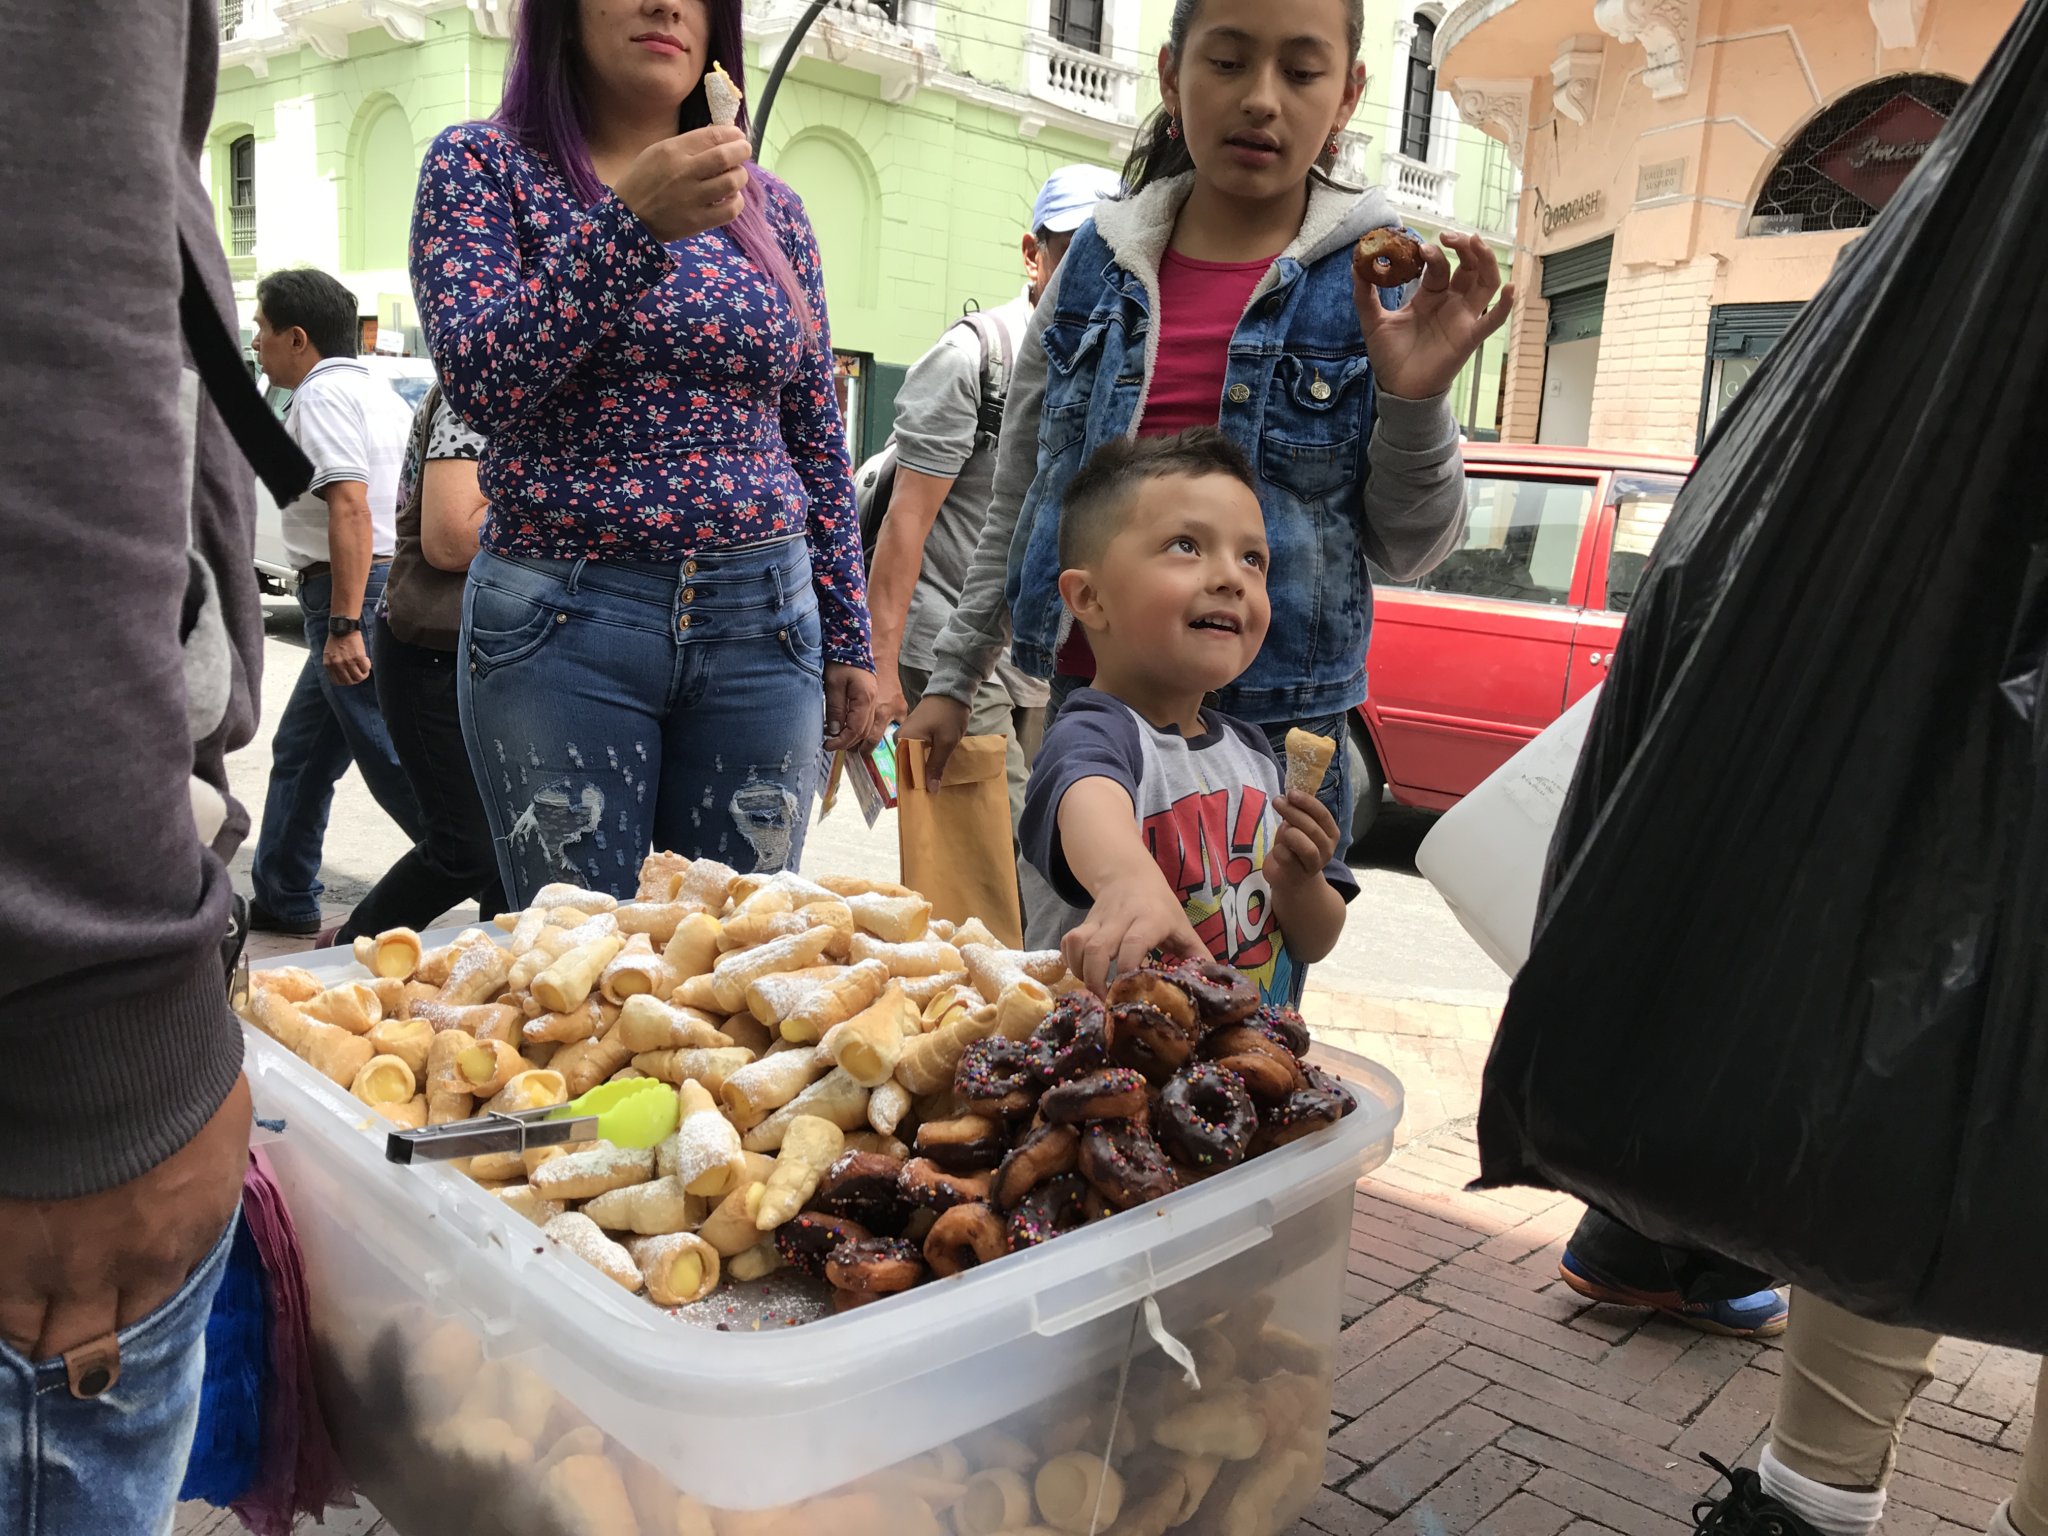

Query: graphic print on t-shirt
left=1141, top=783, right=1285, bottom=997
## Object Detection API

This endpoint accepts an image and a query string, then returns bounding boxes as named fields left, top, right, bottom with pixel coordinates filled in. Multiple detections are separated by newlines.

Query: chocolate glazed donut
left=825, top=1235, right=926, bottom=1295
left=1354, top=227, right=1426, bottom=288
left=810, top=1151, right=911, bottom=1235
left=1040, top=1067, right=1149, bottom=1125
left=1107, top=999, right=1200, bottom=1083
left=956, top=1036, right=1045, bottom=1121
left=1158, top=957, right=1259, bottom=1027
left=1079, top=1121, right=1179, bottom=1210
left=900, top=1157, right=991, bottom=1212
left=1033, top=992, right=1110, bottom=1084
left=1252, top=1064, right=1356, bottom=1153
left=1008, top=1173, right=1092, bottom=1251
left=992, top=1122, right=1080, bottom=1210
left=1201, top=1025, right=1307, bottom=1105
left=1157, top=1062, right=1258, bottom=1171
left=775, top=1213, right=873, bottom=1278
left=924, top=1202, right=1008, bottom=1277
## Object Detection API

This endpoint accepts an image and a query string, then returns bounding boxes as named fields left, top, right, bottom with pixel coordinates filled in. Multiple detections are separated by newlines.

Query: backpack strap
left=956, top=309, right=1012, bottom=441
left=178, top=231, right=312, bottom=505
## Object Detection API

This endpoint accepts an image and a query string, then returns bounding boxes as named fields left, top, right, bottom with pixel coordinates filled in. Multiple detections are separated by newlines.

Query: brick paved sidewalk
left=178, top=990, right=2039, bottom=1536
left=1304, top=1113, right=2039, bottom=1536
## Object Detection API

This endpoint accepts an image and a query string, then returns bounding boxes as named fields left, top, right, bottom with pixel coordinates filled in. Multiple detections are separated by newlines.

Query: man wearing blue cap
left=868, top=163, right=1124, bottom=828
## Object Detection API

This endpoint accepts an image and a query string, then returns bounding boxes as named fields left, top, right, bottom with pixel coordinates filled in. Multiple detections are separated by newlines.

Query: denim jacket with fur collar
left=924, top=171, right=1468, bottom=724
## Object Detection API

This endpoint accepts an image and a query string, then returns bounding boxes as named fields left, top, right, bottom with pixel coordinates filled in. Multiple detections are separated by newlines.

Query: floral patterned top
left=410, top=123, right=871, bottom=668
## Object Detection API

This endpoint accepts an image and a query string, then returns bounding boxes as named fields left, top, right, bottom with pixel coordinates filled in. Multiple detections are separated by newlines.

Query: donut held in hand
left=1354, top=227, right=1426, bottom=288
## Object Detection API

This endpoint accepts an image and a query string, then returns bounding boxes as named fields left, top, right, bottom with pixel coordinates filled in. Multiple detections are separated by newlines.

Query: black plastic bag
left=1477, top=0, right=2048, bottom=1351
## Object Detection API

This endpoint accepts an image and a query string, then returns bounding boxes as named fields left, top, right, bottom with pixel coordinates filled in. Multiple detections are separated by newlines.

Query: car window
left=1392, top=477, right=1598, bottom=607
left=389, top=376, right=431, bottom=409
left=1603, top=473, right=1687, bottom=615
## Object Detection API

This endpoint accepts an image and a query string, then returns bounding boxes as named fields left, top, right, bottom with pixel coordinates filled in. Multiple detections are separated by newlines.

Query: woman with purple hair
left=410, top=0, right=876, bottom=902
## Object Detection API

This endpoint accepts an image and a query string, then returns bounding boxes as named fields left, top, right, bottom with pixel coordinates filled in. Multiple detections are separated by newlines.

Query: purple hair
left=494, top=0, right=815, bottom=338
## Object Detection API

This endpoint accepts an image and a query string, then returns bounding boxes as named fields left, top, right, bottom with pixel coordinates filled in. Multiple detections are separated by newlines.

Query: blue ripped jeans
left=0, top=1215, right=235, bottom=1535
left=457, top=539, right=827, bottom=905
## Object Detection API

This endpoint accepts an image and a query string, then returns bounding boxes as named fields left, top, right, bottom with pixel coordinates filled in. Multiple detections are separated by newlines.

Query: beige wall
left=1470, top=0, right=2017, bottom=453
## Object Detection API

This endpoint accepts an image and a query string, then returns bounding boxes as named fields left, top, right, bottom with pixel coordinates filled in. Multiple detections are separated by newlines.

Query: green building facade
left=209, top=0, right=1516, bottom=449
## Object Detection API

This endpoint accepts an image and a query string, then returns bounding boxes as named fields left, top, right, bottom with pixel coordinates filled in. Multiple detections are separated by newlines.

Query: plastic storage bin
left=249, top=949, right=1400, bottom=1536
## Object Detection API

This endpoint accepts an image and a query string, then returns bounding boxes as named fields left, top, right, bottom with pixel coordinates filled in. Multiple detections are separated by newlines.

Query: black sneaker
left=246, top=898, right=322, bottom=937
left=1692, top=1456, right=1825, bottom=1536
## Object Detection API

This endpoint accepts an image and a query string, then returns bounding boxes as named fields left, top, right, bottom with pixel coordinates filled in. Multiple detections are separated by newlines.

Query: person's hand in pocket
left=0, top=1075, right=249, bottom=1362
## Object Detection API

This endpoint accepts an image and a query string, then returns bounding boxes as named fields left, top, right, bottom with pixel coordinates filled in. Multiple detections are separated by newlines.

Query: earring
left=1327, top=132, right=1342, bottom=154
left=1166, top=117, right=1182, bottom=140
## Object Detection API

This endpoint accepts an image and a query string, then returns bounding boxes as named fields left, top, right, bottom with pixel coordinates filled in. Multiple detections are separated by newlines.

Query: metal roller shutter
left=1541, top=237, right=1614, bottom=297
left=1707, top=302, right=1806, bottom=359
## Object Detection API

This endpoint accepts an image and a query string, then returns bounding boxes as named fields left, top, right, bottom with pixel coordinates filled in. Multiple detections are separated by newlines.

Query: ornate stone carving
left=1551, top=35, right=1605, bottom=125
left=1452, top=77, right=1532, bottom=168
left=1869, top=0, right=1926, bottom=50
left=1593, top=0, right=1698, bottom=101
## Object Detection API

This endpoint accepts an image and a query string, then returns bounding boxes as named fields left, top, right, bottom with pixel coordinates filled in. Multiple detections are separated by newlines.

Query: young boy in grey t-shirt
left=1019, top=430, right=1357, bottom=1002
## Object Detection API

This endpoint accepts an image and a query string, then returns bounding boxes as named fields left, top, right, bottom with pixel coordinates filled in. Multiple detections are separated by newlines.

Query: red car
left=1351, top=444, right=1693, bottom=841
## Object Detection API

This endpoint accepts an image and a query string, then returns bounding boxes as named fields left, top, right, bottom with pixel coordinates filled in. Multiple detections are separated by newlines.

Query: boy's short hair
left=255, top=267, right=360, bottom=361
left=1059, top=428, right=1258, bottom=569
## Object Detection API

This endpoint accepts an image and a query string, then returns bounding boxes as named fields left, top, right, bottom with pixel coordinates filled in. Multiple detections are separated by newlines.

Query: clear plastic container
left=249, top=949, right=1400, bottom=1535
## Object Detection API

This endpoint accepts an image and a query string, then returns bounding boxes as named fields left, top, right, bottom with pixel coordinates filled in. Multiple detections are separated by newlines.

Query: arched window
left=227, top=134, right=256, bottom=256
left=1400, top=13, right=1438, bottom=161
left=349, top=99, right=418, bottom=272
left=1749, top=73, right=1964, bottom=235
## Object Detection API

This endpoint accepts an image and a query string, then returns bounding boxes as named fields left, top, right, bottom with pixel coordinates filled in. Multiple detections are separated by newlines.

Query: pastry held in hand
left=1353, top=226, right=1426, bottom=288
left=1283, top=727, right=1337, bottom=798
left=705, top=60, right=744, bottom=128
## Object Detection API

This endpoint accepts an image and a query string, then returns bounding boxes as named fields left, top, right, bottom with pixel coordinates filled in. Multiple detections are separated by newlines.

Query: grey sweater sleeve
left=1361, top=390, right=1468, bottom=580
left=0, top=0, right=252, bottom=1199
left=922, top=280, right=1061, bottom=705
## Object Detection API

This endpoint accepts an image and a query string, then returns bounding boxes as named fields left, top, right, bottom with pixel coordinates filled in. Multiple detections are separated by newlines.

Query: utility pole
left=750, top=0, right=832, bottom=156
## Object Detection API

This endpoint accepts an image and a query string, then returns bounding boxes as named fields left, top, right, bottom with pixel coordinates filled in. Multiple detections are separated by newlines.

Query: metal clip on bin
left=384, top=1107, right=599, bottom=1166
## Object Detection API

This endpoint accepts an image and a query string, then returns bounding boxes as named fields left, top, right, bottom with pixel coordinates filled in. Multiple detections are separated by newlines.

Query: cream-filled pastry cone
left=662, top=911, right=724, bottom=979
left=850, top=935, right=964, bottom=978
left=815, top=874, right=917, bottom=900
left=250, top=965, right=321, bottom=1005
left=551, top=1026, right=633, bottom=1097
left=894, top=1003, right=1000, bottom=1094
left=819, top=987, right=918, bottom=1086
left=867, top=1079, right=912, bottom=1136
left=466, top=1150, right=527, bottom=1183
left=248, top=989, right=310, bottom=1053
left=425, top=1028, right=480, bottom=1124
left=1283, top=726, right=1337, bottom=798
left=302, top=1021, right=376, bottom=1087
left=1152, top=1384, right=1266, bottom=1460
left=660, top=1079, right=747, bottom=1195
left=456, top=1036, right=527, bottom=1099
left=754, top=1115, right=845, bottom=1229
left=524, top=996, right=606, bottom=1047
left=617, top=994, right=733, bottom=1054
left=439, top=939, right=514, bottom=1008
left=303, top=981, right=381, bottom=1035
left=727, top=1240, right=783, bottom=1284
left=729, top=883, right=792, bottom=919
left=912, top=978, right=977, bottom=1019
left=719, top=1044, right=825, bottom=1122
left=413, top=999, right=523, bottom=1045
left=533, top=935, right=625, bottom=1015
left=696, top=1181, right=769, bottom=1257
left=542, top=1213, right=642, bottom=1293
left=584, top=1175, right=703, bottom=1236
left=677, top=857, right=739, bottom=914
left=484, top=1068, right=569, bottom=1116
left=717, top=910, right=809, bottom=952
left=1035, top=1454, right=1123, bottom=1534
left=706, top=60, right=743, bottom=126
left=375, top=1096, right=427, bottom=1130
left=531, top=1141, right=656, bottom=1202
left=744, top=964, right=846, bottom=1029
left=367, top=926, right=423, bottom=980
left=349, top=1053, right=417, bottom=1107
left=955, top=1468, right=1034, bottom=1536
left=710, top=928, right=837, bottom=1012
left=366, top=976, right=410, bottom=1019
left=531, top=881, right=620, bottom=915
left=962, top=944, right=1031, bottom=1002
left=949, top=917, right=1000, bottom=950
left=671, top=972, right=723, bottom=1013
left=638, top=850, right=692, bottom=903
left=993, top=979, right=1055, bottom=1042
left=779, top=959, right=889, bottom=1043
left=740, top=1069, right=868, bottom=1152
left=614, top=900, right=693, bottom=946
left=631, top=1046, right=753, bottom=1093
left=629, top=1231, right=720, bottom=1305
left=722, top=1014, right=773, bottom=1057
left=845, top=892, right=932, bottom=943
left=601, top=933, right=677, bottom=1005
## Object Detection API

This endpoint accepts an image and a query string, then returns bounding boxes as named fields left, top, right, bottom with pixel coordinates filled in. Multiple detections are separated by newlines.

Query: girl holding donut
left=411, top=0, right=875, bottom=905
left=903, top=0, right=1513, bottom=845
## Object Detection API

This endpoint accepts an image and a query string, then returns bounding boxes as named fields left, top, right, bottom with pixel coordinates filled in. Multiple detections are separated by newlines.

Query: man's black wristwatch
left=328, top=615, right=364, bottom=637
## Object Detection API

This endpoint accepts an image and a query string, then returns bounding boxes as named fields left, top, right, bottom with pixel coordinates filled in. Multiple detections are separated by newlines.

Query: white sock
left=1759, top=1445, right=1887, bottom=1536
left=1987, top=1501, right=2022, bottom=1536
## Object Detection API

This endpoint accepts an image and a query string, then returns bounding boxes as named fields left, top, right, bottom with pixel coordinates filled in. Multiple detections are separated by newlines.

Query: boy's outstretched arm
left=1267, top=791, right=1348, bottom=964
left=1056, top=778, right=1207, bottom=995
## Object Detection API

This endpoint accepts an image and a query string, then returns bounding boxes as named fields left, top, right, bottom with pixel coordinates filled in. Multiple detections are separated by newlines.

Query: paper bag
left=898, top=736, right=1023, bottom=949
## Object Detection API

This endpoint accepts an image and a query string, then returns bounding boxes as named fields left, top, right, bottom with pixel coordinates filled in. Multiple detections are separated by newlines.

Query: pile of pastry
left=241, top=853, right=1353, bottom=1315
left=325, top=1285, right=1333, bottom=1536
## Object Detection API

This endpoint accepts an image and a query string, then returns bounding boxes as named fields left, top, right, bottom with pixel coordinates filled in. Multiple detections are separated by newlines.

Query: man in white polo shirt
left=246, top=267, right=424, bottom=935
